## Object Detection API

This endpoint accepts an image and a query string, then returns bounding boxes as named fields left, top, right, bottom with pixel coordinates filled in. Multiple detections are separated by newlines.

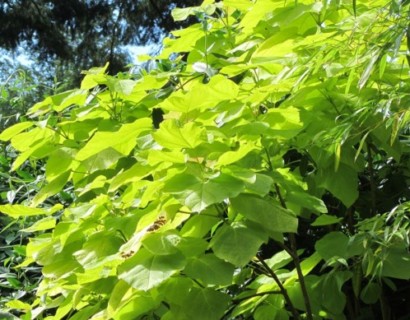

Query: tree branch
left=274, top=183, right=314, bottom=320
left=232, top=290, right=282, bottom=304
left=257, top=255, right=301, bottom=320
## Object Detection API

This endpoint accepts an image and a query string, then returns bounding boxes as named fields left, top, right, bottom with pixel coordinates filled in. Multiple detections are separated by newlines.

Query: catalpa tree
left=1, top=0, right=410, bottom=319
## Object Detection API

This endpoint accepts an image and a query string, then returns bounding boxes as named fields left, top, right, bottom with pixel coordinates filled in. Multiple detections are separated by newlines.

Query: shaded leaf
left=210, top=222, right=267, bottom=266
left=118, top=249, right=186, bottom=291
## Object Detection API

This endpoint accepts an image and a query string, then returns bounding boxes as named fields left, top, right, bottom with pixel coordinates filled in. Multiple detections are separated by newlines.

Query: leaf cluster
left=1, top=0, right=410, bottom=319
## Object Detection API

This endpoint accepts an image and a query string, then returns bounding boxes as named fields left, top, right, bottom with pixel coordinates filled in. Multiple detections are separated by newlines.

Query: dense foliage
left=1, top=0, right=410, bottom=319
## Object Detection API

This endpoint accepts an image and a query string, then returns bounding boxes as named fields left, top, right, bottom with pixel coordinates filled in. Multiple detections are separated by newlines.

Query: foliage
left=1, top=0, right=410, bottom=319
left=0, top=61, right=41, bottom=132
left=0, top=142, right=45, bottom=319
left=0, top=59, right=70, bottom=318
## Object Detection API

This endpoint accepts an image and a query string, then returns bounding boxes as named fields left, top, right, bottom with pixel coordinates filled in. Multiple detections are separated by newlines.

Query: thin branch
left=274, top=183, right=287, bottom=208
left=274, top=183, right=314, bottom=320
left=232, top=290, right=282, bottom=303
left=257, top=255, right=301, bottom=320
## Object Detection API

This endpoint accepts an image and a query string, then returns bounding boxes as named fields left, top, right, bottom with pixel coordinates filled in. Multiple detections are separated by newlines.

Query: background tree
left=0, top=0, right=201, bottom=75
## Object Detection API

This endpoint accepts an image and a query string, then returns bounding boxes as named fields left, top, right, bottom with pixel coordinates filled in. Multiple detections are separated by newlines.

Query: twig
left=257, top=255, right=301, bottom=320
left=274, top=183, right=313, bottom=320
left=232, top=290, right=282, bottom=303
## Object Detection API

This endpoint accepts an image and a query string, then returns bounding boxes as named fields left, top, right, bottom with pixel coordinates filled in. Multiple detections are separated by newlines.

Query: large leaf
left=45, top=148, right=74, bottom=180
left=321, top=271, right=352, bottom=315
left=381, top=247, right=410, bottom=280
left=230, top=194, right=298, bottom=234
left=73, top=231, right=123, bottom=269
left=141, top=231, right=181, bottom=256
left=153, top=119, right=205, bottom=149
left=164, top=172, right=244, bottom=212
left=286, top=191, right=327, bottom=214
left=0, top=204, right=63, bottom=218
left=21, top=217, right=56, bottom=233
left=180, top=287, right=231, bottom=320
left=184, top=254, right=235, bottom=286
left=109, top=163, right=154, bottom=192
left=319, top=164, right=359, bottom=207
left=113, top=293, right=159, bottom=320
left=75, top=118, right=152, bottom=161
left=217, top=143, right=256, bottom=167
left=0, top=121, right=33, bottom=141
left=210, top=221, right=267, bottom=266
left=118, top=249, right=186, bottom=291
left=315, top=232, right=350, bottom=262
left=31, top=171, right=71, bottom=206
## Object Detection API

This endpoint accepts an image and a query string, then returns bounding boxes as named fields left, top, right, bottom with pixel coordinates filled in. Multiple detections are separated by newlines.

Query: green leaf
left=265, top=250, right=293, bottom=271
left=172, top=7, right=198, bottom=22
left=184, top=254, right=235, bottom=286
left=0, top=122, right=33, bottom=141
left=285, top=252, right=322, bottom=284
left=73, top=231, right=123, bottom=269
left=254, top=304, right=288, bottom=320
left=224, top=167, right=273, bottom=196
left=286, top=191, right=327, bottom=214
left=164, top=172, right=244, bottom=212
left=319, top=164, right=359, bottom=207
left=261, top=107, right=304, bottom=139
left=311, top=214, right=343, bottom=226
left=147, top=149, right=186, bottom=165
left=5, top=300, right=31, bottom=311
left=107, top=79, right=136, bottom=95
left=109, top=163, right=154, bottom=192
left=230, top=194, right=298, bottom=234
left=113, top=293, right=158, bottom=320
left=45, top=148, right=74, bottom=180
left=210, top=221, right=267, bottom=266
left=358, top=52, right=380, bottom=90
left=160, top=76, right=237, bottom=113
left=75, top=118, right=152, bottom=161
left=118, top=249, right=186, bottom=291
left=107, top=280, right=130, bottom=317
left=31, top=171, right=71, bottom=207
left=287, top=275, right=322, bottom=314
left=0, top=204, right=63, bottom=218
left=68, top=305, right=101, bottom=320
left=252, top=37, right=296, bottom=63
left=360, top=282, right=381, bottom=304
left=10, top=126, right=54, bottom=152
left=180, top=212, right=220, bottom=238
left=80, top=147, right=124, bottom=172
left=180, top=287, right=231, bottom=320
left=217, top=143, right=256, bottom=166
left=21, top=217, right=56, bottom=233
left=315, top=232, right=349, bottom=261
left=321, top=271, right=352, bottom=314
left=141, top=231, right=181, bottom=256
left=153, top=119, right=205, bottom=149
left=381, top=247, right=410, bottom=280
left=223, top=0, right=253, bottom=11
